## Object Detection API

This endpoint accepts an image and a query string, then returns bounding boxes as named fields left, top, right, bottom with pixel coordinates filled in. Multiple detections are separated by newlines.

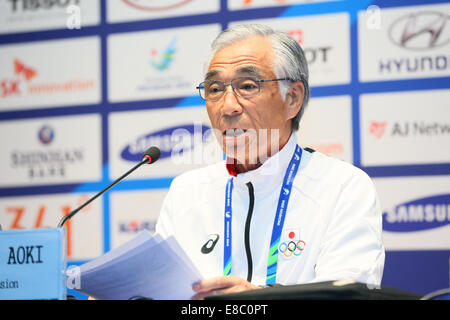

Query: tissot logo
left=122, top=0, right=192, bottom=11
left=8, top=0, right=81, bottom=12
left=201, top=234, right=219, bottom=254
left=388, top=11, right=450, bottom=51
left=383, top=194, right=450, bottom=232
left=288, top=28, right=332, bottom=65
left=120, top=124, right=212, bottom=162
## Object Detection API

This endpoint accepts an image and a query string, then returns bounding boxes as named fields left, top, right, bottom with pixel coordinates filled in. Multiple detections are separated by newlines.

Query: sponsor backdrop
left=0, top=0, right=449, bottom=299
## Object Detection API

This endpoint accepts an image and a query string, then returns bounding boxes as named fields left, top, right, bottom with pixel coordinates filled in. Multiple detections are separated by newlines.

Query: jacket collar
left=227, top=133, right=299, bottom=195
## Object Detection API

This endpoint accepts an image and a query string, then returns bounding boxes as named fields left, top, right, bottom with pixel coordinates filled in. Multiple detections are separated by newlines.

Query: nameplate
left=0, top=228, right=66, bottom=300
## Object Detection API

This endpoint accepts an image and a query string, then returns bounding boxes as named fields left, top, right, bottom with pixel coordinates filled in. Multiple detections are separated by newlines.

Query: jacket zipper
left=244, top=182, right=255, bottom=282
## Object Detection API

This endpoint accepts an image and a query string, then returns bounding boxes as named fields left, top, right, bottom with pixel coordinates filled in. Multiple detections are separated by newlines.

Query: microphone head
left=143, top=146, right=161, bottom=164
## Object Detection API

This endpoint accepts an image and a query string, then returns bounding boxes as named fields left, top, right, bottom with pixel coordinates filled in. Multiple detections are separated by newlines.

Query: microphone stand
left=57, top=155, right=153, bottom=228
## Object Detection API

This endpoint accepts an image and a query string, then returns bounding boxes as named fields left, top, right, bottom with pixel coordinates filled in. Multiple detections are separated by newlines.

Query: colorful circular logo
left=38, top=125, right=54, bottom=145
left=278, top=240, right=306, bottom=258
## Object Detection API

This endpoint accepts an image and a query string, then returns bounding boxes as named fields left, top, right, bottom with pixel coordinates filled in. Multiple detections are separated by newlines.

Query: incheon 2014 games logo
left=150, top=36, right=177, bottom=71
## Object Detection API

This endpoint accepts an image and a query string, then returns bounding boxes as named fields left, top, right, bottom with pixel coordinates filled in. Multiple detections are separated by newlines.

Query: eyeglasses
left=196, top=76, right=296, bottom=102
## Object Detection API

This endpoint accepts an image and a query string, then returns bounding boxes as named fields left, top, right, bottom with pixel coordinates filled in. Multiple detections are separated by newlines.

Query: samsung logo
left=383, top=194, right=450, bottom=232
left=121, top=124, right=212, bottom=162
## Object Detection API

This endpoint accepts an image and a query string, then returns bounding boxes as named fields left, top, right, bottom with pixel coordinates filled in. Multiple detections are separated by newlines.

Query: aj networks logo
left=150, top=37, right=177, bottom=71
left=123, top=0, right=192, bottom=11
left=369, top=121, right=388, bottom=139
left=369, top=120, right=450, bottom=139
left=383, top=194, right=450, bottom=232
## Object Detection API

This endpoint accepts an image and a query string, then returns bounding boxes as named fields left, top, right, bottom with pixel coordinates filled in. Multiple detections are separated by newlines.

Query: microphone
left=57, top=146, right=161, bottom=228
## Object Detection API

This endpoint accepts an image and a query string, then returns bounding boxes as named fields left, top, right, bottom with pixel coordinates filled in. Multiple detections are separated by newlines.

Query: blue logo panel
left=120, top=124, right=212, bottom=161
left=383, top=194, right=450, bottom=232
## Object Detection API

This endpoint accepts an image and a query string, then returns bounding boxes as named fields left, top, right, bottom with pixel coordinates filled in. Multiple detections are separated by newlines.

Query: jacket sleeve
left=312, top=169, right=385, bottom=287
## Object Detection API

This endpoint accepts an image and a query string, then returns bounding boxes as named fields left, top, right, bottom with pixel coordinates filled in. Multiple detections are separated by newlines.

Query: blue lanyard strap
left=265, top=145, right=302, bottom=284
left=223, top=145, right=303, bottom=284
left=223, top=178, right=233, bottom=276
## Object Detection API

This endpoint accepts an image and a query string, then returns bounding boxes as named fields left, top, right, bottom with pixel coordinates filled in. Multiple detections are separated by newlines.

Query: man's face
left=205, top=35, right=294, bottom=165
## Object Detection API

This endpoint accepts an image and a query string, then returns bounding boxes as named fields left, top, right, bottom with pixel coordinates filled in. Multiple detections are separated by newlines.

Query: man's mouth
left=223, top=128, right=247, bottom=137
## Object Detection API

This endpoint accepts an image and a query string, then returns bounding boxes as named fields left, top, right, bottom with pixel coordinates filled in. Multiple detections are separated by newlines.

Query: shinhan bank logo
left=150, top=36, right=177, bottom=71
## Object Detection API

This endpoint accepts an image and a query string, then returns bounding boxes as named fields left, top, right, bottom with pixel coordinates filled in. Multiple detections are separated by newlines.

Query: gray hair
left=205, top=24, right=310, bottom=131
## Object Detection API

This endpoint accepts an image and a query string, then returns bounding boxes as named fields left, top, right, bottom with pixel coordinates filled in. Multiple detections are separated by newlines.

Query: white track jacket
left=156, top=134, right=385, bottom=287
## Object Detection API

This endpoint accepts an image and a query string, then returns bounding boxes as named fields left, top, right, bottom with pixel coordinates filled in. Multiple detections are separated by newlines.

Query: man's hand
left=191, top=275, right=263, bottom=300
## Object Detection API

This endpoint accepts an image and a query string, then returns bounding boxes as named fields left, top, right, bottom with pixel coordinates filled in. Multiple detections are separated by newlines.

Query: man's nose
left=221, top=85, right=243, bottom=116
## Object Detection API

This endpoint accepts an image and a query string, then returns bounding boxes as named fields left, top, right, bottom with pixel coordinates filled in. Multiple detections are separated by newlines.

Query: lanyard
left=223, top=145, right=302, bottom=284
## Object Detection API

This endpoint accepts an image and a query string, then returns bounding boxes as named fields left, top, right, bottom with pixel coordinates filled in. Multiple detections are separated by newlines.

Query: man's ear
left=284, top=81, right=305, bottom=121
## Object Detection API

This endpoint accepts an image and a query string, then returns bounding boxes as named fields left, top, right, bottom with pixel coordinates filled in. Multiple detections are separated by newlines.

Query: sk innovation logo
left=150, top=37, right=177, bottom=71
left=1, top=58, right=96, bottom=100
left=1, top=59, right=37, bottom=98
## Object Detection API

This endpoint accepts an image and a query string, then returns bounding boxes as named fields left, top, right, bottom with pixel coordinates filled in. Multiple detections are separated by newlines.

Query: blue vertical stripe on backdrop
left=349, top=7, right=362, bottom=166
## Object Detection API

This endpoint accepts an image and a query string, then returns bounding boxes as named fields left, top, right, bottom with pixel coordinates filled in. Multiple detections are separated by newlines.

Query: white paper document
left=75, top=231, right=203, bottom=300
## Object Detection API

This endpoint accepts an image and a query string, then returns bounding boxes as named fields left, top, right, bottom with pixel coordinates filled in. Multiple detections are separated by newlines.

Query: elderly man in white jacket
left=156, top=24, right=385, bottom=300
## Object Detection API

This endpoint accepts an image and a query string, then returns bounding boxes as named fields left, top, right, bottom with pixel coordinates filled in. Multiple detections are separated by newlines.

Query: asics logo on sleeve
left=201, top=234, right=220, bottom=254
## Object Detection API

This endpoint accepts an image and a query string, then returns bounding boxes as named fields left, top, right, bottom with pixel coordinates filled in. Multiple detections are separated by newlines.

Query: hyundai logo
left=388, top=11, right=450, bottom=51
